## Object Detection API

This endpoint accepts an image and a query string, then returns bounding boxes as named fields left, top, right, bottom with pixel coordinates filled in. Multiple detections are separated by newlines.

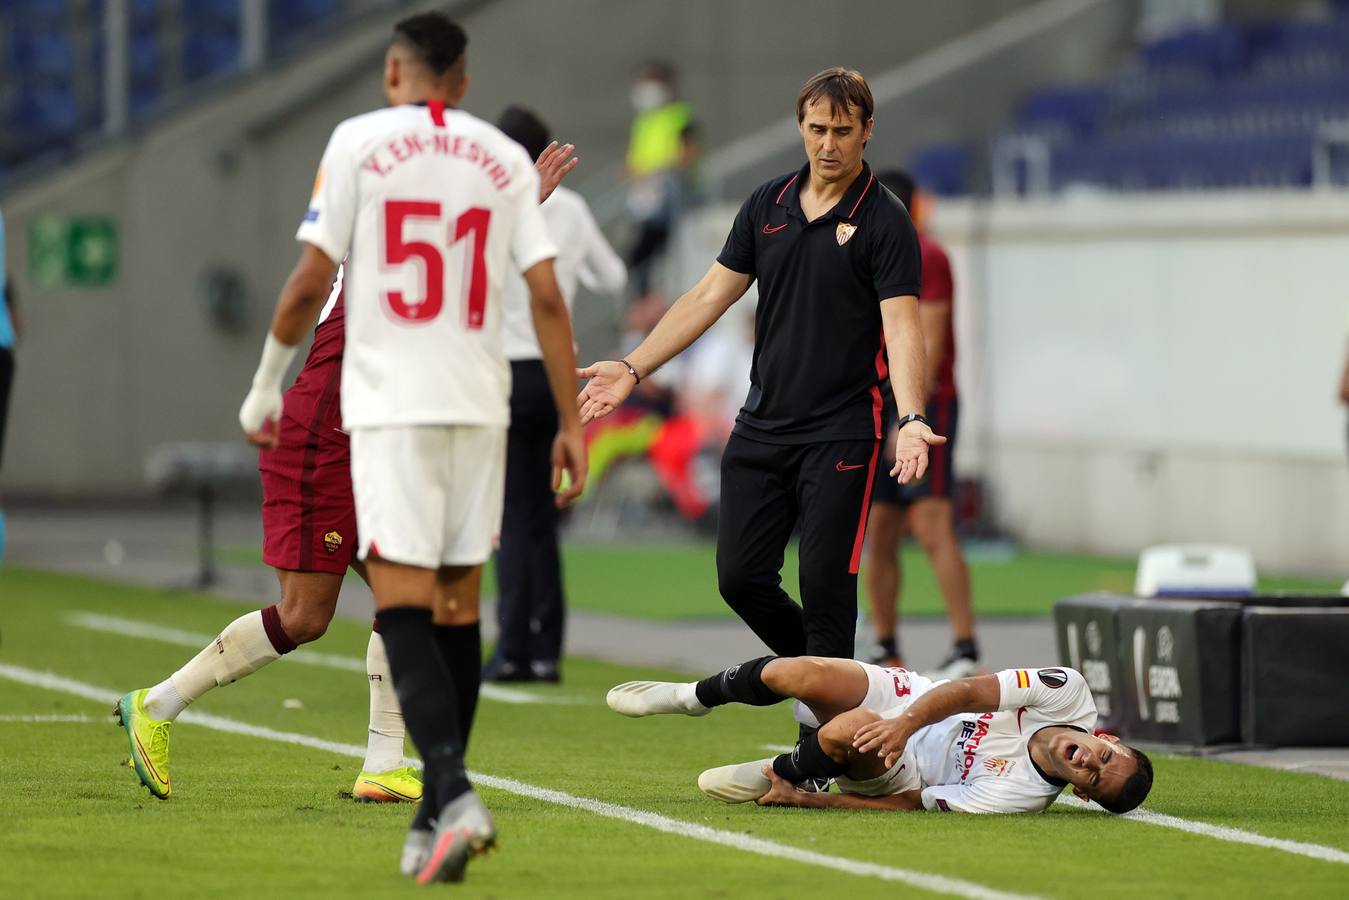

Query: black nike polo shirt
left=716, top=160, right=922, bottom=444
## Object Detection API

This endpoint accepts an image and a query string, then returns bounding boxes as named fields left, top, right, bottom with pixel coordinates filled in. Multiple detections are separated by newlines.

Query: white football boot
left=606, top=681, right=710, bottom=718
left=697, top=758, right=776, bottom=803
left=416, top=790, right=497, bottom=884
left=399, top=828, right=433, bottom=877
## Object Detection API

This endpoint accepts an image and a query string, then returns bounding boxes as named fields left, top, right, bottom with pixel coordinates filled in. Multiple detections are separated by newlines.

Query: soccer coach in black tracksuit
left=578, top=67, right=943, bottom=662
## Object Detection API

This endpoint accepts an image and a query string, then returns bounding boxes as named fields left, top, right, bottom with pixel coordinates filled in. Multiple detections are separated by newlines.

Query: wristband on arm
left=252, top=333, right=299, bottom=391
left=895, top=412, right=931, bottom=432
left=612, top=358, right=642, bottom=385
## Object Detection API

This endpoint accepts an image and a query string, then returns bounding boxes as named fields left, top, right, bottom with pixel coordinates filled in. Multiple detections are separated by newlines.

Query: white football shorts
left=834, top=662, right=936, bottom=797
left=351, top=424, right=507, bottom=568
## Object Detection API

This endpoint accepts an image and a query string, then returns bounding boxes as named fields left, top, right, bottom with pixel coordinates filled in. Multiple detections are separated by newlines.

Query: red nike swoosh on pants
left=835, top=461, right=865, bottom=472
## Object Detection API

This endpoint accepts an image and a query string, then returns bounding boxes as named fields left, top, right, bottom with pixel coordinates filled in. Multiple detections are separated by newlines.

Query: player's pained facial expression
left=798, top=99, right=873, bottom=184
left=1047, top=730, right=1136, bottom=802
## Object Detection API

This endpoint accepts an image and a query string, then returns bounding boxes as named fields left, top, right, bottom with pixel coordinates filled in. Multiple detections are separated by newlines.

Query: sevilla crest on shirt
left=836, top=222, right=857, bottom=245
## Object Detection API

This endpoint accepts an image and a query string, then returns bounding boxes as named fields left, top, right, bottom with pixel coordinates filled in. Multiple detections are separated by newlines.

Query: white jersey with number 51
left=296, top=101, right=557, bottom=430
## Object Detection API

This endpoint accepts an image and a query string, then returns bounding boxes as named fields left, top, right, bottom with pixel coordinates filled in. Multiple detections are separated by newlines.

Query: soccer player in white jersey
left=237, top=14, right=586, bottom=884
left=608, top=656, right=1153, bottom=815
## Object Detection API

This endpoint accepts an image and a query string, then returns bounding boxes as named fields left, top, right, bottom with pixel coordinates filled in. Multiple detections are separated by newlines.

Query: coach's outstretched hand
left=576, top=360, right=636, bottom=424
left=890, top=421, right=946, bottom=485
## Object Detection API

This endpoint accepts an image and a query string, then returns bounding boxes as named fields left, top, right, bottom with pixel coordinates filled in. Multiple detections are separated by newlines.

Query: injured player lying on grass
left=608, top=658, right=1153, bottom=814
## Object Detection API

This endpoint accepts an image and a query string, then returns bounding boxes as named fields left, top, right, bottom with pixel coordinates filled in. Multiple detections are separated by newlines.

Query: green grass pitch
left=1, top=566, right=1346, bottom=898
left=212, top=541, right=1343, bottom=620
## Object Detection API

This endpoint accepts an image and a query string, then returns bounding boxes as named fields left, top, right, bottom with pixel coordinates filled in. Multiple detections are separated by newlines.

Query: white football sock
left=143, top=678, right=188, bottom=722
left=675, top=682, right=708, bottom=713
left=157, top=610, right=283, bottom=720
left=362, top=630, right=406, bottom=774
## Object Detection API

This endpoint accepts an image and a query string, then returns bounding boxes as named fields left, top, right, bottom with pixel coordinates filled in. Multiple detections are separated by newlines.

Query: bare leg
left=760, top=657, right=872, bottom=725
left=907, top=498, right=975, bottom=642
left=367, top=558, right=437, bottom=612
left=434, top=564, right=482, bottom=625
left=274, top=569, right=344, bottom=643
left=818, top=707, right=890, bottom=780
left=862, top=502, right=906, bottom=649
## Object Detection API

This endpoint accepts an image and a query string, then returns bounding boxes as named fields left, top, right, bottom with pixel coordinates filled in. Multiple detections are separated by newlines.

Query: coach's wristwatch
left=895, top=412, right=932, bottom=432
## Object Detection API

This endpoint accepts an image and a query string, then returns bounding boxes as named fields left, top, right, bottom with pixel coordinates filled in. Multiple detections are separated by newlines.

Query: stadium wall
left=0, top=0, right=1122, bottom=496
left=934, top=191, right=1349, bottom=577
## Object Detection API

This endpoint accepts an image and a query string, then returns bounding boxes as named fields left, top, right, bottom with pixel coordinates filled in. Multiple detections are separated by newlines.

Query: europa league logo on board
left=1133, top=625, right=1182, bottom=724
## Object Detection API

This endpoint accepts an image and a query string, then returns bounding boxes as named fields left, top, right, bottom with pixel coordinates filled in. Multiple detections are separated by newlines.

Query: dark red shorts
left=259, top=374, right=355, bottom=575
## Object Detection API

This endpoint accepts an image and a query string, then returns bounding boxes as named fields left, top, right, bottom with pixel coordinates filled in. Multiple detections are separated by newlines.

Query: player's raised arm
left=238, top=244, right=339, bottom=447
left=576, top=261, right=751, bottom=424
left=852, top=673, right=1002, bottom=768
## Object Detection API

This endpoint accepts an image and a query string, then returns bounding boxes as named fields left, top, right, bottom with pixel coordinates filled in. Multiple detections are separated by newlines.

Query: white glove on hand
left=239, top=333, right=298, bottom=447
left=239, top=384, right=283, bottom=438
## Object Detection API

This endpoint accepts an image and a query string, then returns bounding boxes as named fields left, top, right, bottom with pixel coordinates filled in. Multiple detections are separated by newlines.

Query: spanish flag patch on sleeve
left=1015, top=670, right=1030, bottom=689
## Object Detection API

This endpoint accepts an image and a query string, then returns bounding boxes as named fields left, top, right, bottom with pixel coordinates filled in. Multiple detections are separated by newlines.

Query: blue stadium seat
left=908, top=143, right=973, bottom=196
left=4, top=0, right=70, bottom=23
left=180, top=0, right=241, bottom=27
left=1141, top=25, right=1246, bottom=78
left=130, top=32, right=161, bottom=85
left=8, top=27, right=76, bottom=80
left=1017, top=86, right=1107, bottom=138
left=11, top=86, right=80, bottom=137
left=182, top=31, right=241, bottom=82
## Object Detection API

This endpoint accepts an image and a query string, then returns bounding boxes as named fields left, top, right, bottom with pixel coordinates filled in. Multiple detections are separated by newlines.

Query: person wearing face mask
left=625, top=61, right=698, bottom=298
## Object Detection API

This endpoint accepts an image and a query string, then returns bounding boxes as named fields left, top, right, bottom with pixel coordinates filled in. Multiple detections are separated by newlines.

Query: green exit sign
left=29, top=215, right=119, bottom=288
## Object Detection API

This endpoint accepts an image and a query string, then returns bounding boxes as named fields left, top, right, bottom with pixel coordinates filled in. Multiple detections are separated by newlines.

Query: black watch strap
left=895, top=412, right=931, bottom=431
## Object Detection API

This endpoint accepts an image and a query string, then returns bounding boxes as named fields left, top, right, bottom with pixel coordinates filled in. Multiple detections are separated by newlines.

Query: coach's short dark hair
left=1099, top=747, right=1154, bottom=814
left=877, top=169, right=916, bottom=210
left=498, top=105, right=550, bottom=165
left=796, top=67, right=874, bottom=124
left=392, top=12, right=467, bottom=78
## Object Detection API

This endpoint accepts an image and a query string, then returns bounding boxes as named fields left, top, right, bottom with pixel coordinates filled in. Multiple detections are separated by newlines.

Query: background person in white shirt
left=607, top=658, right=1153, bottom=815
left=487, top=105, right=627, bottom=684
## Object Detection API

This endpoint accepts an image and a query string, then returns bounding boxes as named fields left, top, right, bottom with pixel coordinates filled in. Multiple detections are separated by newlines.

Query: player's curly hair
left=392, top=12, right=467, bottom=77
left=1099, top=747, right=1153, bottom=814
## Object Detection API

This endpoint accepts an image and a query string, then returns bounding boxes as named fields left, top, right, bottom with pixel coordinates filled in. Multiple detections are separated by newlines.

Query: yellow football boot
left=115, top=689, right=172, bottom=799
left=353, top=766, right=423, bottom=803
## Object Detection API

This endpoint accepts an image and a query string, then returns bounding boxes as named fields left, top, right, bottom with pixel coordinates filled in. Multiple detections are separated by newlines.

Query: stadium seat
left=908, top=143, right=973, bottom=196
left=8, top=27, right=76, bottom=80
left=181, top=30, right=241, bottom=82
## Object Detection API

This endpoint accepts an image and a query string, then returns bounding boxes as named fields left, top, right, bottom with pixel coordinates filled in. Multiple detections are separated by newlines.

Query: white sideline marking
left=759, top=744, right=794, bottom=754
left=65, top=611, right=579, bottom=706
left=0, top=714, right=96, bottom=723
left=0, top=663, right=1032, bottom=900
left=1054, top=795, right=1349, bottom=865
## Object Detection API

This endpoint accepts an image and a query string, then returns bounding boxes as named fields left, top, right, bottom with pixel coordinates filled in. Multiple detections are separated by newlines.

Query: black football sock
left=433, top=622, right=483, bottom=747
left=693, top=656, right=784, bottom=709
left=375, top=607, right=471, bottom=818
left=772, top=732, right=850, bottom=784
left=877, top=636, right=899, bottom=659
left=954, top=638, right=979, bottom=661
